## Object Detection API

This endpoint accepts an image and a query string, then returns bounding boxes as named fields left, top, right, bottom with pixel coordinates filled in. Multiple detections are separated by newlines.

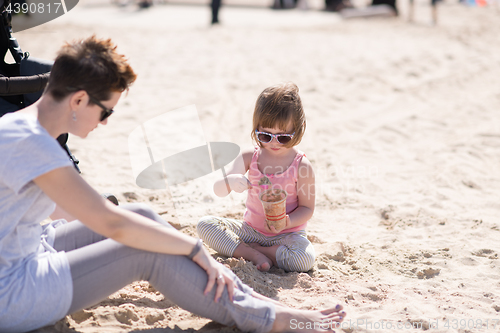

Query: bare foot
left=233, top=243, right=273, bottom=272
left=248, top=242, right=279, bottom=267
left=256, top=258, right=271, bottom=272
left=271, top=305, right=346, bottom=332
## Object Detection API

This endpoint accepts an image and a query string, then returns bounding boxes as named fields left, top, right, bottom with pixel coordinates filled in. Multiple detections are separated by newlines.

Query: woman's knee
left=120, top=203, right=173, bottom=228
left=121, top=203, right=156, bottom=218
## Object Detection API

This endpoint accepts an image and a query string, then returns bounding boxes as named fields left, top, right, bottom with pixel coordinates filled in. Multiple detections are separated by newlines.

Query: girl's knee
left=197, top=215, right=217, bottom=225
left=291, top=259, right=315, bottom=272
left=301, top=251, right=316, bottom=272
left=278, top=247, right=316, bottom=272
left=196, top=216, right=218, bottom=237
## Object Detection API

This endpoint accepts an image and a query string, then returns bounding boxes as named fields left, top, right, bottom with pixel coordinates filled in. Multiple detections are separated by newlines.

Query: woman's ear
left=69, top=90, right=88, bottom=111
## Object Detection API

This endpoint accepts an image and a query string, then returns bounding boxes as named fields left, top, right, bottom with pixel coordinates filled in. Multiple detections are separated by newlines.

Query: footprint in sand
left=416, top=268, right=440, bottom=279
left=114, top=308, right=139, bottom=325
left=362, top=293, right=384, bottom=302
left=317, top=242, right=346, bottom=265
left=307, top=234, right=325, bottom=244
left=146, top=312, right=166, bottom=325
left=123, top=191, right=139, bottom=202
left=70, top=310, right=93, bottom=324
left=472, top=249, right=498, bottom=259
left=459, top=257, right=480, bottom=266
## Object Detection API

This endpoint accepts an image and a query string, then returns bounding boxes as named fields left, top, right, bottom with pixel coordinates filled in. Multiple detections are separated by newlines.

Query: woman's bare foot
left=233, top=243, right=273, bottom=272
left=271, top=305, right=346, bottom=332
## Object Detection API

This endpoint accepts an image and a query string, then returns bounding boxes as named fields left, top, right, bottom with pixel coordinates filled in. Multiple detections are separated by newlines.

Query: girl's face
left=258, top=121, right=295, bottom=155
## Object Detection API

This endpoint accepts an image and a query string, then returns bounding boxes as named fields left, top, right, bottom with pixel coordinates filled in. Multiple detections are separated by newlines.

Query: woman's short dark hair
left=45, top=35, right=137, bottom=102
left=251, top=82, right=306, bottom=148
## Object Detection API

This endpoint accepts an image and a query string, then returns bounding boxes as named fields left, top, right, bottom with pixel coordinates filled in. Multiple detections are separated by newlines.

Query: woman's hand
left=191, top=246, right=236, bottom=303
left=264, top=215, right=290, bottom=234
left=227, top=174, right=252, bottom=193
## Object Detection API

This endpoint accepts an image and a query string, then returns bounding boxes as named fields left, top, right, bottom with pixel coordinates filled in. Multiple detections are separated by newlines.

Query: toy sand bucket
left=259, top=189, right=287, bottom=230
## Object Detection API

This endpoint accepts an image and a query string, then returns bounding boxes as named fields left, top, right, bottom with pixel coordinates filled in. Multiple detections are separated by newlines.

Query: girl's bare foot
left=248, top=242, right=279, bottom=266
left=248, top=242, right=262, bottom=250
left=256, top=258, right=272, bottom=271
left=233, top=243, right=272, bottom=272
left=271, top=305, right=346, bottom=333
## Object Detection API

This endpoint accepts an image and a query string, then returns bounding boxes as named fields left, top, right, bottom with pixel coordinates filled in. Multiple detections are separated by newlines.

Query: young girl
left=197, top=82, right=315, bottom=272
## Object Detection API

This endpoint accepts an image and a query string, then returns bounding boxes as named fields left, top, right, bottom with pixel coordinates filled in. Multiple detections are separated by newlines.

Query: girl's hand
left=191, top=247, right=236, bottom=303
left=226, top=174, right=252, bottom=193
left=265, top=215, right=290, bottom=234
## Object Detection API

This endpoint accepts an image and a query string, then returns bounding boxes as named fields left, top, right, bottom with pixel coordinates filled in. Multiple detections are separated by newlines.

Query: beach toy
left=259, top=189, right=287, bottom=230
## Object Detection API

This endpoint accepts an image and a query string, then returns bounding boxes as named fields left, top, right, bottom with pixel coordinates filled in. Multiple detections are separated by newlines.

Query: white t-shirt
left=0, top=112, right=73, bottom=332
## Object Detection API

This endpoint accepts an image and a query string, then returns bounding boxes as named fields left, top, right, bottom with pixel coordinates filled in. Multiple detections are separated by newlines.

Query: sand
left=14, top=0, right=500, bottom=331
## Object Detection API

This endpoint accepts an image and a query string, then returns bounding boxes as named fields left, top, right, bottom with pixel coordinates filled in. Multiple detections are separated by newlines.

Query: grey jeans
left=52, top=204, right=275, bottom=333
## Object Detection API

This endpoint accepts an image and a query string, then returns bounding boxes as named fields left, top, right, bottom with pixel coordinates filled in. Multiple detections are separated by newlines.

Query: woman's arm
left=50, top=205, right=76, bottom=222
left=213, top=150, right=253, bottom=197
left=34, top=166, right=234, bottom=302
left=35, top=166, right=196, bottom=253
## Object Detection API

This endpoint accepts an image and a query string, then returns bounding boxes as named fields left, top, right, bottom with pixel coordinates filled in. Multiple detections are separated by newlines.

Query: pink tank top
left=244, top=147, right=308, bottom=237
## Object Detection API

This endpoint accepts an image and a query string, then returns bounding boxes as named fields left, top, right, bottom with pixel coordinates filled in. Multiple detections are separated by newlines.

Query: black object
left=1, top=0, right=27, bottom=109
left=211, top=0, right=221, bottom=24
left=101, top=193, right=119, bottom=206
left=272, top=0, right=298, bottom=9
left=324, top=0, right=354, bottom=11
left=0, top=0, right=80, bottom=173
left=0, top=72, right=50, bottom=95
left=371, top=0, right=397, bottom=13
left=138, top=0, right=152, bottom=8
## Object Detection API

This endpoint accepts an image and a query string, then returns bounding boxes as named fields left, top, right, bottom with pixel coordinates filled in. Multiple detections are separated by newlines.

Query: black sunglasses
left=255, top=130, right=295, bottom=145
left=88, top=95, right=114, bottom=122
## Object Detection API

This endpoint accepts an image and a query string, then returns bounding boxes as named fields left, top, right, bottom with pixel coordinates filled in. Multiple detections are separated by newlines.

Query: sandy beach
left=12, top=0, right=500, bottom=331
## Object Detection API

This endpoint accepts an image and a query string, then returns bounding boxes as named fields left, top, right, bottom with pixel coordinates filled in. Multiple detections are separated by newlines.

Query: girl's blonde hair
left=251, top=82, right=306, bottom=148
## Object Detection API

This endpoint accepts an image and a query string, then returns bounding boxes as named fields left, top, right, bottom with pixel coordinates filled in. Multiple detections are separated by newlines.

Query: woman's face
left=72, top=91, right=122, bottom=138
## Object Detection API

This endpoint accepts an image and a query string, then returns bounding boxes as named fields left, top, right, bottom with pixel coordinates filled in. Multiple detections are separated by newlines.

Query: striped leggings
left=197, top=216, right=315, bottom=272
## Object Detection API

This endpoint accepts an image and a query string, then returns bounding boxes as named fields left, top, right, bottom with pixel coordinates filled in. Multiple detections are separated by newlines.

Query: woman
left=0, top=36, right=346, bottom=332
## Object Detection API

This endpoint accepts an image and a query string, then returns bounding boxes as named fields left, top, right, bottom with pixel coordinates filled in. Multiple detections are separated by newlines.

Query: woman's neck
left=34, top=95, right=69, bottom=139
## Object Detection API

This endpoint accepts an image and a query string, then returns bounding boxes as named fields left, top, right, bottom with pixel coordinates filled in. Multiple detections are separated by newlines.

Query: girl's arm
left=267, top=156, right=315, bottom=233
left=288, top=156, right=315, bottom=228
left=34, top=166, right=234, bottom=302
left=213, top=150, right=253, bottom=197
